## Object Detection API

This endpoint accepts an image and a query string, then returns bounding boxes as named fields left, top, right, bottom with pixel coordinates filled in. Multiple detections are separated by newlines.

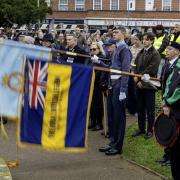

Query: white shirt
left=144, top=45, right=152, bottom=52
left=169, top=57, right=178, bottom=67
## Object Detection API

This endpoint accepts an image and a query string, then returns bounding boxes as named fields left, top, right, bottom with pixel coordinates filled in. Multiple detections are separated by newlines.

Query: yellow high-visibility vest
left=153, top=34, right=166, bottom=55
left=170, top=34, right=180, bottom=44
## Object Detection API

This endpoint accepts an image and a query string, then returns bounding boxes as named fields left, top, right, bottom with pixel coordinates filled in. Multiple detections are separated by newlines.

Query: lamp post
left=127, top=0, right=130, bottom=26
left=37, top=0, right=39, bottom=7
left=37, top=0, right=40, bottom=29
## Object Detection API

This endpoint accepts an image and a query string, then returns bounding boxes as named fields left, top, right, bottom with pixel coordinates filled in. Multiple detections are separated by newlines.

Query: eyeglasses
left=90, top=48, right=97, bottom=51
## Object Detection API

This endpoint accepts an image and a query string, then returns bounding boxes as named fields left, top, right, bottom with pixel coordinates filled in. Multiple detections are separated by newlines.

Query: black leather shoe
left=161, top=160, right=171, bottom=166
left=88, top=124, right=96, bottom=129
left=0, top=118, right=7, bottom=125
left=105, top=148, right=122, bottom=156
left=144, top=132, right=153, bottom=139
left=155, top=157, right=167, bottom=164
left=99, top=145, right=112, bottom=152
left=91, top=125, right=103, bottom=131
left=132, top=130, right=145, bottom=137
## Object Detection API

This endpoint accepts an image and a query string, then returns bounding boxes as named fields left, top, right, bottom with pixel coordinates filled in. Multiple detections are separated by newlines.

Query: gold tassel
left=6, top=160, right=19, bottom=168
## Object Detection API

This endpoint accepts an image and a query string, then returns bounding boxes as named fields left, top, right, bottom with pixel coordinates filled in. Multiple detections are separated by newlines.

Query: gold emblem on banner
left=2, top=72, right=23, bottom=93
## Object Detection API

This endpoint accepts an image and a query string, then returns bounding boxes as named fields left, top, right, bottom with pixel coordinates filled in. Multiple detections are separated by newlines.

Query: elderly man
left=159, top=41, right=180, bottom=180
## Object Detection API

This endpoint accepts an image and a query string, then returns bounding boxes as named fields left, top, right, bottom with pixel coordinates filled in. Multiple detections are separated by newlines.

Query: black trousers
left=136, top=89, right=155, bottom=133
left=171, top=139, right=180, bottom=180
left=90, top=83, right=103, bottom=127
left=126, top=77, right=137, bottom=115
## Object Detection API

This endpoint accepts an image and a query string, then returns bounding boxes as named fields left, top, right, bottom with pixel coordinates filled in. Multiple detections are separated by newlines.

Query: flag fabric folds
left=19, top=60, right=94, bottom=152
left=0, top=42, right=24, bottom=118
left=0, top=39, right=52, bottom=118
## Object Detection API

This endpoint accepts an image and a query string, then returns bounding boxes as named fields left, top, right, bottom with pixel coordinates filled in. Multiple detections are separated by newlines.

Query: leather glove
left=141, top=74, right=150, bottom=82
left=119, top=92, right=126, bottom=101
left=91, top=55, right=100, bottom=64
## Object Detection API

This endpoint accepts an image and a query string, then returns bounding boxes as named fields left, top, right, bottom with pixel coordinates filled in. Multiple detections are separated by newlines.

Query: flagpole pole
left=93, top=66, right=160, bottom=81
left=53, top=49, right=110, bottom=62
left=52, top=49, right=160, bottom=81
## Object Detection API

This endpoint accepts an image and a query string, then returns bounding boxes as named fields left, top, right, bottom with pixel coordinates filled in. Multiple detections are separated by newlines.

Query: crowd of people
left=0, top=24, right=180, bottom=179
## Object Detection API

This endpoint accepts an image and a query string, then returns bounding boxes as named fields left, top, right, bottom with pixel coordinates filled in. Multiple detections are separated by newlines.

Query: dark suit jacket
left=134, top=46, right=161, bottom=90
left=161, top=58, right=180, bottom=120
left=61, top=45, right=90, bottom=64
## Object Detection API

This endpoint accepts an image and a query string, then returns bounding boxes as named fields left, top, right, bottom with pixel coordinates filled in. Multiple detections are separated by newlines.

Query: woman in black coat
left=89, top=42, right=106, bottom=131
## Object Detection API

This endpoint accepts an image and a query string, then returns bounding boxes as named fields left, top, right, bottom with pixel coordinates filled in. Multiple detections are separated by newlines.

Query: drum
left=154, top=113, right=179, bottom=147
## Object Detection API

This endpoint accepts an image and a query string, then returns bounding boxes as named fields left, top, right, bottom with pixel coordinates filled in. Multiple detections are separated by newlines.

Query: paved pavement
left=0, top=116, right=164, bottom=180
left=0, top=158, right=12, bottom=180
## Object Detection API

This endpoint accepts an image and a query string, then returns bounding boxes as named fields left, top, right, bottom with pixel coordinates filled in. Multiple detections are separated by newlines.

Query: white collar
left=169, top=57, right=178, bottom=67
left=144, top=45, right=152, bottom=52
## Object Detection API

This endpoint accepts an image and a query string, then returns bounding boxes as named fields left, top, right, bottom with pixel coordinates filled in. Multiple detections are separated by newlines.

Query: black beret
left=169, top=41, right=180, bottom=51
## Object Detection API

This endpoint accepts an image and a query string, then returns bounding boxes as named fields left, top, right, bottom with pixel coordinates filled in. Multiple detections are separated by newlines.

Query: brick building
left=44, top=0, right=180, bottom=31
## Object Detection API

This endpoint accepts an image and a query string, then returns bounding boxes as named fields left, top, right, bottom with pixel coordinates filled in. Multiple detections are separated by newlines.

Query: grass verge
left=124, top=123, right=172, bottom=180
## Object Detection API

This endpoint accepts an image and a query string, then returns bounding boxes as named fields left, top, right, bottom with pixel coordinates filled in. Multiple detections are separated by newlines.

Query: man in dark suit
left=60, top=33, right=89, bottom=64
left=132, top=32, right=161, bottom=139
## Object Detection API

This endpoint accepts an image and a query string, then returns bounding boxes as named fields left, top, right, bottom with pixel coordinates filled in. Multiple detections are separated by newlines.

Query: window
left=59, top=0, right=68, bottom=11
left=45, top=0, right=51, bottom=7
left=75, top=0, right=85, bottom=11
left=145, top=0, right=154, bottom=11
left=93, top=0, right=102, bottom=10
left=162, top=0, right=171, bottom=11
left=127, top=0, right=135, bottom=11
left=110, top=0, right=119, bottom=10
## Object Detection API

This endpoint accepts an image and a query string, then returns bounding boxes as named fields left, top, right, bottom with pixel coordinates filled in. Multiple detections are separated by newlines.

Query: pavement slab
left=0, top=116, right=164, bottom=180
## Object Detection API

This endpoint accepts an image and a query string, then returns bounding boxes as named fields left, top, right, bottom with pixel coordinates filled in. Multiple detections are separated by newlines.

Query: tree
left=0, top=0, right=52, bottom=27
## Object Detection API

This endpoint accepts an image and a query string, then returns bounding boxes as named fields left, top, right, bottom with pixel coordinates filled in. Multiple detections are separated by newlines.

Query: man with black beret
left=161, top=41, right=180, bottom=180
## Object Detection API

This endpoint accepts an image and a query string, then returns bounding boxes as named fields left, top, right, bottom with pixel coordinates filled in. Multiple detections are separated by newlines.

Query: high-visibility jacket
left=170, top=34, right=180, bottom=44
left=153, top=34, right=166, bottom=55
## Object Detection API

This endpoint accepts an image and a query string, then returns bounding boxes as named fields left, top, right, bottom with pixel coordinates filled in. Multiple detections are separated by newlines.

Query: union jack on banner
left=28, top=60, right=48, bottom=109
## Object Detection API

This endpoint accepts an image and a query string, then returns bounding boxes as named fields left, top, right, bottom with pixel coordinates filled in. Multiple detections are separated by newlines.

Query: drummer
left=161, top=41, right=180, bottom=180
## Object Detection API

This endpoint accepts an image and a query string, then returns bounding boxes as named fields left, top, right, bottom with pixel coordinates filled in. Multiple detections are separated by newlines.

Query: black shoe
left=132, top=130, right=145, bottom=137
left=99, top=145, right=112, bottom=152
left=144, top=132, right=153, bottom=139
left=88, top=124, right=96, bottom=129
left=155, top=157, right=167, bottom=164
left=161, top=160, right=171, bottom=166
left=3, top=119, right=7, bottom=124
left=101, top=131, right=109, bottom=138
left=91, top=125, right=103, bottom=131
left=105, top=148, right=122, bottom=156
left=0, top=119, right=7, bottom=125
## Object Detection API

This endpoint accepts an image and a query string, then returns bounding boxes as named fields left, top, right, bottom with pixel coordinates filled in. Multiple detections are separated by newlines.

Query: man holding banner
left=98, top=26, right=132, bottom=155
